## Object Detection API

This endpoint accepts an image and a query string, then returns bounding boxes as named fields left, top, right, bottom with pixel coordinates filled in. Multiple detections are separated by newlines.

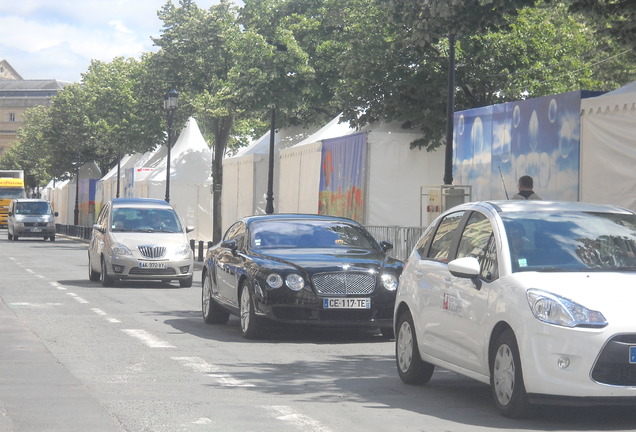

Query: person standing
left=512, top=175, right=542, bottom=200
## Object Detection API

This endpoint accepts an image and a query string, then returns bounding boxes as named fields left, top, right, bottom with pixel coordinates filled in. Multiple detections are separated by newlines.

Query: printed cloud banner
left=319, top=133, right=367, bottom=222
left=453, top=91, right=583, bottom=201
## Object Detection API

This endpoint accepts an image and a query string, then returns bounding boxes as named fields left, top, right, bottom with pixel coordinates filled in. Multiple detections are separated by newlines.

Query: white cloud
left=0, top=0, right=233, bottom=82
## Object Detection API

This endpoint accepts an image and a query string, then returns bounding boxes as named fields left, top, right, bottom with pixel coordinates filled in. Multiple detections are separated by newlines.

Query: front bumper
left=105, top=255, right=193, bottom=281
left=13, top=226, right=55, bottom=237
left=252, top=281, right=396, bottom=329
left=519, top=322, right=636, bottom=399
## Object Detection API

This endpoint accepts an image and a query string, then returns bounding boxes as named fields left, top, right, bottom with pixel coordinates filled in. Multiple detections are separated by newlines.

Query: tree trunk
left=211, top=116, right=233, bottom=243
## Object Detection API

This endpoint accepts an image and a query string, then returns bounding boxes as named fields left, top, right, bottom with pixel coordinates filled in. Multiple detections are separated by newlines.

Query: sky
left=0, top=0, right=239, bottom=83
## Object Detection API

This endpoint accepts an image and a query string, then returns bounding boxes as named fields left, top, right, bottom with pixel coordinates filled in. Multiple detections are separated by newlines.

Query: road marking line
left=267, top=405, right=332, bottom=432
left=171, top=356, right=254, bottom=387
left=91, top=308, right=121, bottom=323
left=50, top=281, right=66, bottom=290
left=66, top=292, right=89, bottom=303
left=122, top=329, right=175, bottom=348
left=26, top=269, right=35, bottom=274
left=9, top=302, right=63, bottom=308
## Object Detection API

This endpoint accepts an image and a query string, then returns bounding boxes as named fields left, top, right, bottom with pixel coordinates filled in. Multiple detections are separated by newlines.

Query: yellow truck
left=0, top=170, right=26, bottom=227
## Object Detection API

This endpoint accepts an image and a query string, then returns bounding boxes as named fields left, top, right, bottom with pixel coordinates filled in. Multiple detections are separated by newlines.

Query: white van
left=7, top=199, right=58, bottom=241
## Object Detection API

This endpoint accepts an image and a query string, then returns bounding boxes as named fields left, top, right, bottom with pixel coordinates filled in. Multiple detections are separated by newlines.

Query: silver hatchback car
left=88, top=198, right=194, bottom=287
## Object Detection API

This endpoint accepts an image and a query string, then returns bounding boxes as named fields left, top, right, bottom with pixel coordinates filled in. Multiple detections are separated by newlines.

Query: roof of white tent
left=100, top=153, right=146, bottom=182
left=581, top=80, right=636, bottom=113
left=146, top=117, right=212, bottom=183
left=230, top=123, right=324, bottom=158
left=294, top=114, right=357, bottom=147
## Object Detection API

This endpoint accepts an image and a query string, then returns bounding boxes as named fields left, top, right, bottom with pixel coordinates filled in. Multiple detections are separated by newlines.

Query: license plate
left=323, top=298, right=370, bottom=309
left=138, top=261, right=167, bottom=269
left=31, top=228, right=42, bottom=232
left=630, top=346, right=636, bottom=364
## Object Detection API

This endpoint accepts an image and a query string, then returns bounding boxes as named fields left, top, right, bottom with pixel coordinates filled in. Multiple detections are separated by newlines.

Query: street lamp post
left=265, top=108, right=275, bottom=214
left=164, top=89, right=178, bottom=202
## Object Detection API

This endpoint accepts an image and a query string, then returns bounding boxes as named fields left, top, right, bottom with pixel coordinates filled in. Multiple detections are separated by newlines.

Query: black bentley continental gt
left=201, top=214, right=404, bottom=339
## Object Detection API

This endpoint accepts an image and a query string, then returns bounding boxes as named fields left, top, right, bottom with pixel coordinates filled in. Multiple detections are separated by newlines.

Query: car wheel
left=490, top=329, right=531, bottom=418
left=7, top=233, right=12, bottom=240
left=239, top=281, right=265, bottom=339
left=202, top=272, right=230, bottom=324
left=13, top=235, right=18, bottom=241
left=88, top=254, right=100, bottom=282
left=100, top=257, right=115, bottom=287
left=179, top=275, right=193, bottom=288
left=396, top=309, right=434, bottom=384
left=50, top=235, right=56, bottom=242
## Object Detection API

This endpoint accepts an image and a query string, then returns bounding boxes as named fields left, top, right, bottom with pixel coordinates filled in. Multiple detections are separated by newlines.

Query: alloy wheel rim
left=493, top=343, right=515, bottom=406
left=240, top=289, right=250, bottom=332
left=397, top=321, right=414, bottom=373
left=202, top=277, right=210, bottom=316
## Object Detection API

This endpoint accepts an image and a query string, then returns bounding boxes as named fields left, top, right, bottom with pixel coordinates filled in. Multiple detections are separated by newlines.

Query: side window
left=456, top=211, right=498, bottom=281
left=224, top=222, right=246, bottom=249
left=96, top=204, right=109, bottom=226
left=428, top=211, right=465, bottom=262
left=415, top=227, right=434, bottom=258
left=480, top=234, right=499, bottom=281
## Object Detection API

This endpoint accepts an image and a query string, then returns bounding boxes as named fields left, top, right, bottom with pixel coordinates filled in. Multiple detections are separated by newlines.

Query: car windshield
left=111, top=208, right=182, bottom=233
left=15, top=201, right=51, bottom=215
left=502, top=211, right=636, bottom=272
left=250, top=219, right=379, bottom=250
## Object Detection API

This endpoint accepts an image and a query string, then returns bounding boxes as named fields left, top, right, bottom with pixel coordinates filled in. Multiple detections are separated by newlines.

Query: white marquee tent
left=278, top=114, right=446, bottom=227
left=221, top=123, right=323, bottom=232
left=580, top=81, right=636, bottom=211
left=132, top=117, right=213, bottom=241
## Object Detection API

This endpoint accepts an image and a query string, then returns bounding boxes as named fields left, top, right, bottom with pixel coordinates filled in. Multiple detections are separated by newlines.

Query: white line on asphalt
left=122, top=329, right=175, bottom=348
left=91, top=308, right=121, bottom=323
left=66, top=292, right=89, bottom=304
left=171, top=356, right=254, bottom=387
left=26, top=269, right=35, bottom=274
left=267, top=405, right=333, bottom=432
left=36, top=274, right=45, bottom=279
left=50, top=281, right=66, bottom=290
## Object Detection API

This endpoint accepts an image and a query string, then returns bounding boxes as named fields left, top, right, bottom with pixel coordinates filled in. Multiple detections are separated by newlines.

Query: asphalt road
left=2, top=233, right=636, bottom=432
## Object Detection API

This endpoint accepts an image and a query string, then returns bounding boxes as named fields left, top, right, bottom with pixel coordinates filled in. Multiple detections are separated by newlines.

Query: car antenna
left=498, top=166, right=509, bottom=200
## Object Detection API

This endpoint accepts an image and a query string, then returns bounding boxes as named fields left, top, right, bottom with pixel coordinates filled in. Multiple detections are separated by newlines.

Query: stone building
left=0, top=59, right=71, bottom=156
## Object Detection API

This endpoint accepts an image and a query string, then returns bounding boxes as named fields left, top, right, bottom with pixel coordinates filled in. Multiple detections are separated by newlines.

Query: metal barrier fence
left=365, top=225, right=426, bottom=262
left=57, top=224, right=425, bottom=263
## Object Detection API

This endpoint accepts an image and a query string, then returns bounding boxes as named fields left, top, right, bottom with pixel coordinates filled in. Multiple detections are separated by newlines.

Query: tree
left=567, top=0, right=635, bottom=48
left=152, top=0, right=318, bottom=241
left=81, top=57, right=164, bottom=178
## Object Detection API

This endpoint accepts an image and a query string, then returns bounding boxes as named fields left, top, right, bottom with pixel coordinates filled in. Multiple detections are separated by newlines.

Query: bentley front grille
left=312, top=272, right=375, bottom=295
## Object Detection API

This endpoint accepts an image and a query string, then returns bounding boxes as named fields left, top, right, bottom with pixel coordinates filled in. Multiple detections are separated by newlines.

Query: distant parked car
left=7, top=198, right=58, bottom=241
left=201, top=214, right=404, bottom=339
left=88, top=198, right=194, bottom=287
left=395, top=200, right=636, bottom=417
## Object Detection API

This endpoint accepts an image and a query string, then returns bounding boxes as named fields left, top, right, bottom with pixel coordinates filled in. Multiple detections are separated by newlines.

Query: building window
left=9, top=113, right=16, bottom=122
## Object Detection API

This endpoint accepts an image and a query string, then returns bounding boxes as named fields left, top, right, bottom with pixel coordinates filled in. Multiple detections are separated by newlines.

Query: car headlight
left=266, top=273, right=284, bottom=288
left=381, top=273, right=399, bottom=291
left=526, top=289, right=607, bottom=328
left=285, top=273, right=305, bottom=291
left=175, top=243, right=192, bottom=257
left=111, top=242, right=132, bottom=256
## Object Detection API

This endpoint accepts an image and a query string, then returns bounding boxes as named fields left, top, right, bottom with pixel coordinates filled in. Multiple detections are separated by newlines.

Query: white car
left=88, top=198, right=194, bottom=287
left=395, top=200, right=636, bottom=417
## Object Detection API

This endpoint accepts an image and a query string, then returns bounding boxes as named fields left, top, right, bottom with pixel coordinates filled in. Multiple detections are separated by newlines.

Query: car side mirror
left=448, top=257, right=482, bottom=289
left=380, top=241, right=394, bottom=252
left=54, top=212, right=59, bottom=217
left=92, top=223, right=105, bottom=234
left=221, top=239, right=238, bottom=255
left=7, top=211, right=13, bottom=216
left=186, top=225, right=195, bottom=233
